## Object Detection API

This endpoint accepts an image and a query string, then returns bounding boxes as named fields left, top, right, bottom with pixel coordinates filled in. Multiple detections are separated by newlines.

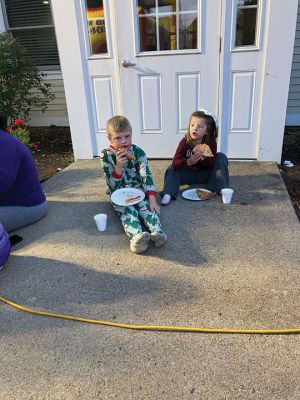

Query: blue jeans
left=162, top=152, right=229, bottom=198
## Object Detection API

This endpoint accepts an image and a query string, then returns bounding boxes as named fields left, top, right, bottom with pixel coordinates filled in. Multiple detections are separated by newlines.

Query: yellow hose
left=0, top=295, right=299, bottom=334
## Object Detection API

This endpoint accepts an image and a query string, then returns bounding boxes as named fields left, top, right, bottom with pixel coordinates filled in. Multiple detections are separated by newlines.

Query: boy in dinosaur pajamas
left=100, top=115, right=167, bottom=254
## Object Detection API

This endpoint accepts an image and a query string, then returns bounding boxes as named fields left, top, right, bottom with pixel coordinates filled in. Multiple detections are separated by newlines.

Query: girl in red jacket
left=161, top=110, right=229, bottom=205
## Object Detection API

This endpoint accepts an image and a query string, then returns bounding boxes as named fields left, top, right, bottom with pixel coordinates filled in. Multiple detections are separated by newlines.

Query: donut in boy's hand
left=120, top=147, right=136, bottom=161
left=192, top=143, right=213, bottom=157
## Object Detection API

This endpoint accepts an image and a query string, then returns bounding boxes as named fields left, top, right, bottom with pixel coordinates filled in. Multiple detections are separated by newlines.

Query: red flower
left=33, top=143, right=39, bottom=151
left=14, top=119, right=25, bottom=126
left=6, top=127, right=12, bottom=133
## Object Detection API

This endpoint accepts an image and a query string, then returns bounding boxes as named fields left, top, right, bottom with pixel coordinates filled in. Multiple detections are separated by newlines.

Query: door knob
left=122, top=59, right=136, bottom=68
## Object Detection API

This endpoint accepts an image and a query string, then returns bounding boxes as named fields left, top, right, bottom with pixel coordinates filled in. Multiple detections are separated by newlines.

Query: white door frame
left=50, top=0, right=298, bottom=161
left=257, top=0, right=298, bottom=161
left=218, top=0, right=298, bottom=161
left=51, top=0, right=95, bottom=159
left=218, top=0, right=266, bottom=159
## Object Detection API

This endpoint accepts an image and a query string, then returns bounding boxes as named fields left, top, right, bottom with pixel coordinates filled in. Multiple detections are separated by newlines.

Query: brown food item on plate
left=125, top=195, right=142, bottom=204
left=120, top=147, right=136, bottom=161
left=196, top=189, right=217, bottom=200
left=193, top=143, right=214, bottom=157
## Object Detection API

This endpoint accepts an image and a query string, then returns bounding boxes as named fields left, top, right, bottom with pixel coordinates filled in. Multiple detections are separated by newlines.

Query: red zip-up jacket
left=172, top=137, right=217, bottom=171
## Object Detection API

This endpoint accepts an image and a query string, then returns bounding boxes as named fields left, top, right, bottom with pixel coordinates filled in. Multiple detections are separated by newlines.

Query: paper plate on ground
left=182, top=188, right=212, bottom=201
left=111, top=188, right=145, bottom=206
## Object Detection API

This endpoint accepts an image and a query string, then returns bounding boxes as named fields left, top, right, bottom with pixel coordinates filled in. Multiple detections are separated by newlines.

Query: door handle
left=122, top=59, right=136, bottom=68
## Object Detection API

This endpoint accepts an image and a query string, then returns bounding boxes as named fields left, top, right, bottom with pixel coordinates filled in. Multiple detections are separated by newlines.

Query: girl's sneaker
left=150, top=231, right=167, bottom=248
left=161, top=194, right=171, bottom=206
left=130, top=232, right=150, bottom=254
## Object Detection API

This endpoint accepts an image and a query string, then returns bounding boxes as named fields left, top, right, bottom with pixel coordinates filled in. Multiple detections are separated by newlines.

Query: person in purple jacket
left=0, top=116, right=47, bottom=232
left=0, top=223, right=10, bottom=270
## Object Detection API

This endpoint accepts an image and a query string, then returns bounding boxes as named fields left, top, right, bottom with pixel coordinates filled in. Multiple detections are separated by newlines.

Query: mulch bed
left=29, top=126, right=74, bottom=182
left=279, top=127, right=300, bottom=221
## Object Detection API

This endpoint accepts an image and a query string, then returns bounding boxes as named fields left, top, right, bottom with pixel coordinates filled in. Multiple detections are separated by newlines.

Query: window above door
left=136, top=0, right=199, bottom=53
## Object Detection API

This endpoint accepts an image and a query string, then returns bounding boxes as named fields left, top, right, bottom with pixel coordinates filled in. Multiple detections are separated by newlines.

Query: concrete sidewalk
left=0, top=159, right=299, bottom=400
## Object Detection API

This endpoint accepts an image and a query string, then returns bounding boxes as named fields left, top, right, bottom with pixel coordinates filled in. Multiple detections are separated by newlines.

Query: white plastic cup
left=221, top=188, right=234, bottom=204
left=94, top=214, right=108, bottom=231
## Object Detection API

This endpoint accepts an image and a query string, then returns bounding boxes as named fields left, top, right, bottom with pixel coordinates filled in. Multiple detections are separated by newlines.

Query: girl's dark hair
left=0, top=116, right=8, bottom=131
left=185, top=110, right=218, bottom=148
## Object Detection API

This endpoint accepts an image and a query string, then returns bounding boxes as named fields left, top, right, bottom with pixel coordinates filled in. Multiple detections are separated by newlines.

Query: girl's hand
left=187, top=152, right=205, bottom=166
left=148, top=194, right=160, bottom=214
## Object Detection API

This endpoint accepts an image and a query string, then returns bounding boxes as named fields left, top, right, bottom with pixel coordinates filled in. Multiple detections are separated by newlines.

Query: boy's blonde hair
left=106, top=115, right=132, bottom=138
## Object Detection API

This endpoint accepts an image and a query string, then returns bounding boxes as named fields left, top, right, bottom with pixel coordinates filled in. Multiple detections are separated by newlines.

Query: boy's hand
left=187, top=152, right=205, bottom=166
left=148, top=194, right=160, bottom=214
left=115, top=148, right=128, bottom=174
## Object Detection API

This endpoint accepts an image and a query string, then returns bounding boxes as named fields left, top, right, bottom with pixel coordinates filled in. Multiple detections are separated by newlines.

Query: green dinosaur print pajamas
left=100, top=144, right=164, bottom=239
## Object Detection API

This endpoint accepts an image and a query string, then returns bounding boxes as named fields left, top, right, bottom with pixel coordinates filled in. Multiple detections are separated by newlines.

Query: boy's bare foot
left=130, top=232, right=150, bottom=254
left=150, top=231, right=167, bottom=248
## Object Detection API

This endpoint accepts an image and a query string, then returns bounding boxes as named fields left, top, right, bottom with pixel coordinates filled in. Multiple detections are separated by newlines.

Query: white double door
left=89, top=0, right=264, bottom=159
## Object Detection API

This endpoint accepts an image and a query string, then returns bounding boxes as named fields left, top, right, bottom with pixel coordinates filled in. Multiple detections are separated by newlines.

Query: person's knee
left=165, top=164, right=180, bottom=178
left=164, top=164, right=173, bottom=178
left=166, top=164, right=175, bottom=173
left=216, top=152, right=228, bottom=165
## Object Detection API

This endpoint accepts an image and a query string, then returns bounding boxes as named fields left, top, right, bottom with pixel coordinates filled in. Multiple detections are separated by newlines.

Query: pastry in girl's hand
left=192, top=143, right=214, bottom=157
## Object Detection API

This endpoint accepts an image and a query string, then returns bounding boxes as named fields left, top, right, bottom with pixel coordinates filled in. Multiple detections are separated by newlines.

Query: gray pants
left=0, top=201, right=47, bottom=232
left=162, top=152, right=229, bottom=198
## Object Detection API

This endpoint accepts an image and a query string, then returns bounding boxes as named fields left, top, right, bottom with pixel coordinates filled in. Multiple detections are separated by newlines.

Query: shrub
left=0, top=32, right=55, bottom=123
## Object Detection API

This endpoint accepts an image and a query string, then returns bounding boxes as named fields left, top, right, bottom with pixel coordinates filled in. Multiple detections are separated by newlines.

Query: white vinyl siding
left=287, top=2, right=300, bottom=121
left=0, top=1, right=67, bottom=125
left=29, top=74, right=69, bottom=126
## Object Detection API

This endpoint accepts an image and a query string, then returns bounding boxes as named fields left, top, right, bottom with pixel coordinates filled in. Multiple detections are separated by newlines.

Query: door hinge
left=219, top=37, right=222, bottom=53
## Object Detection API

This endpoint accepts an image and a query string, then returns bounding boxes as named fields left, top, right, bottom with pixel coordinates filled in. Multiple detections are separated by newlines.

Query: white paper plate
left=111, top=188, right=145, bottom=206
left=182, top=188, right=212, bottom=201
